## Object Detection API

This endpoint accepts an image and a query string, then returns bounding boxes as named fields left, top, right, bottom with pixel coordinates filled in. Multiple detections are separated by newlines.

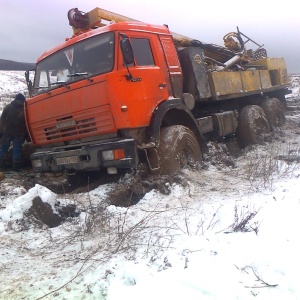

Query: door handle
left=159, top=83, right=167, bottom=88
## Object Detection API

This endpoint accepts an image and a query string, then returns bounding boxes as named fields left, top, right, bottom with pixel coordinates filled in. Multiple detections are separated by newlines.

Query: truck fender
left=147, top=99, right=208, bottom=152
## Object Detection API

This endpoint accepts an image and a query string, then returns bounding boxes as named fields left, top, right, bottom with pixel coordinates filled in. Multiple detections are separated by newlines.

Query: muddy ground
left=1, top=97, right=300, bottom=208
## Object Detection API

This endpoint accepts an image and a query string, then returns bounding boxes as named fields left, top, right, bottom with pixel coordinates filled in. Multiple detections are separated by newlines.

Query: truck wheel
left=66, top=171, right=82, bottom=187
left=236, top=105, right=271, bottom=147
left=149, top=125, right=202, bottom=175
left=261, top=97, right=285, bottom=129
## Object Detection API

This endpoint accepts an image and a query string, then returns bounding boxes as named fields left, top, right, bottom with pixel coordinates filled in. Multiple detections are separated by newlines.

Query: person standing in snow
left=0, top=93, right=28, bottom=172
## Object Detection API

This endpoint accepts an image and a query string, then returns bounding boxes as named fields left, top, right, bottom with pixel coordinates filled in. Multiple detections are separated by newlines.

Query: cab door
left=109, top=32, right=170, bottom=129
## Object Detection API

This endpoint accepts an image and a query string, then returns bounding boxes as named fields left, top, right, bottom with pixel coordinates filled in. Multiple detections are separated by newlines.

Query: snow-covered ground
left=0, top=71, right=28, bottom=114
left=0, top=71, right=300, bottom=299
left=0, top=71, right=27, bottom=96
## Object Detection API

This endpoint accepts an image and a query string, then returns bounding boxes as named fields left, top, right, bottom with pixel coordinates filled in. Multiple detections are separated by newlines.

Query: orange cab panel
left=108, top=32, right=171, bottom=129
left=26, top=77, right=117, bottom=145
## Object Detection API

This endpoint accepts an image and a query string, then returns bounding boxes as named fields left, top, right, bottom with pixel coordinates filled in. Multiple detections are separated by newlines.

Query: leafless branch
left=243, top=266, right=278, bottom=288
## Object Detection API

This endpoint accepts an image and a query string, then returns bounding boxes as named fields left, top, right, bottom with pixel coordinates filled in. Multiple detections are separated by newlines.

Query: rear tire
left=261, top=97, right=285, bottom=129
left=148, top=125, right=202, bottom=175
left=236, top=105, right=271, bottom=147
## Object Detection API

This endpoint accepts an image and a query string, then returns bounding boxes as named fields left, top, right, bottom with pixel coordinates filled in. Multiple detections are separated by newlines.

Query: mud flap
left=144, top=148, right=160, bottom=173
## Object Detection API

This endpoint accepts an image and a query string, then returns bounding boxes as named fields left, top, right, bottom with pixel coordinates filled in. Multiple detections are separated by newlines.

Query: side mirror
left=25, top=69, right=35, bottom=97
left=120, top=36, right=134, bottom=65
left=25, top=70, right=30, bottom=82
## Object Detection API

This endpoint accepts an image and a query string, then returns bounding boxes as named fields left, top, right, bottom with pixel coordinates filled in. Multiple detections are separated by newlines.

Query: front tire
left=149, top=125, right=202, bottom=175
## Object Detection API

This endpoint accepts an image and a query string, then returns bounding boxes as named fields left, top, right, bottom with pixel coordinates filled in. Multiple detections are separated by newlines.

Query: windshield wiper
left=68, top=72, right=88, bottom=77
left=50, top=81, right=70, bottom=89
left=36, top=87, right=51, bottom=95
left=68, top=72, right=93, bottom=82
left=51, top=81, right=68, bottom=85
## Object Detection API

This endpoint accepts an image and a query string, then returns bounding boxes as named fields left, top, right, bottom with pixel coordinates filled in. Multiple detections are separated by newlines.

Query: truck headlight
left=31, top=159, right=42, bottom=168
left=102, top=150, right=114, bottom=161
left=102, top=149, right=125, bottom=161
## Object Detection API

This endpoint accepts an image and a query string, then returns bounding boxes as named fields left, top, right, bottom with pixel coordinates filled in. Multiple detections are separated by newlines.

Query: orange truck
left=25, top=7, right=290, bottom=177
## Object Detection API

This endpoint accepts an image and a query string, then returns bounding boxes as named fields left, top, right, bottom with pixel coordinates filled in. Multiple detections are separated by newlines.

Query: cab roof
left=37, top=22, right=171, bottom=63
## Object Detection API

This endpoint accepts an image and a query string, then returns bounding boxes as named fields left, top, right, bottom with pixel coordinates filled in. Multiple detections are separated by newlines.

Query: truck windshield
left=33, top=32, right=114, bottom=95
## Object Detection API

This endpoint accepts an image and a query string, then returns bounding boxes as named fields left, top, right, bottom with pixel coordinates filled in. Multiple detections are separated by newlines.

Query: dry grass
left=237, top=131, right=300, bottom=191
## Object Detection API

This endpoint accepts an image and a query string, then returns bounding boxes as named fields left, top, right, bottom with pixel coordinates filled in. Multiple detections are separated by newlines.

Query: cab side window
left=131, top=38, right=155, bottom=66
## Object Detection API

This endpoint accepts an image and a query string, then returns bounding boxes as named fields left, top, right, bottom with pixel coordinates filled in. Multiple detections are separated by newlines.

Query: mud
left=1, top=142, right=234, bottom=209
left=1, top=100, right=300, bottom=210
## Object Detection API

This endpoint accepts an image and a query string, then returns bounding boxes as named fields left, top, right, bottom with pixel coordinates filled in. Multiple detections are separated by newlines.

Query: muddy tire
left=236, top=105, right=271, bottom=148
left=0, top=172, right=5, bottom=182
left=148, top=125, right=202, bottom=175
left=261, top=97, right=285, bottom=129
left=66, top=171, right=84, bottom=187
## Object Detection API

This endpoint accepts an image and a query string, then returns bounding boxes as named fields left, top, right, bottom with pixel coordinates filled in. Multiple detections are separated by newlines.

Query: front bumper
left=30, top=138, right=138, bottom=173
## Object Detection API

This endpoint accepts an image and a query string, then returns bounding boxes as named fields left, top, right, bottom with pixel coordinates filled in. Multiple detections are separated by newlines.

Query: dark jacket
left=0, top=99, right=27, bottom=137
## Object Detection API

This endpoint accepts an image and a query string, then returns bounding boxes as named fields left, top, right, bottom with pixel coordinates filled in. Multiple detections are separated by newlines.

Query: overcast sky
left=1, top=0, right=300, bottom=73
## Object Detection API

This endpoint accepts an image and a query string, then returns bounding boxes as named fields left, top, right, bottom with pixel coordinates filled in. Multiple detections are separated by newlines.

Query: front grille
left=45, top=117, right=97, bottom=140
left=33, top=105, right=116, bottom=144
